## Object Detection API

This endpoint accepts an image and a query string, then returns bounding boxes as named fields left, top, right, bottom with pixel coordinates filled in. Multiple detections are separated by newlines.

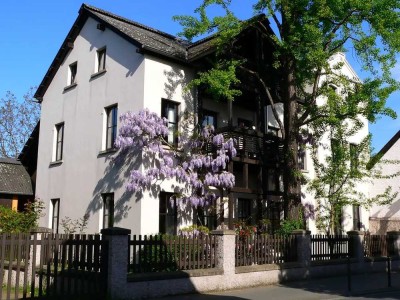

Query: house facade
left=369, top=131, right=400, bottom=234
left=34, top=4, right=369, bottom=235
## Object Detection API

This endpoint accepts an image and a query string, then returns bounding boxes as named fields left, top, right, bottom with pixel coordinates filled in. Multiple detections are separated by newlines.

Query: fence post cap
left=347, top=230, right=365, bottom=236
left=387, top=231, right=400, bottom=236
left=101, top=227, right=131, bottom=236
left=211, top=229, right=236, bottom=236
left=30, top=227, right=52, bottom=234
left=292, top=229, right=311, bottom=235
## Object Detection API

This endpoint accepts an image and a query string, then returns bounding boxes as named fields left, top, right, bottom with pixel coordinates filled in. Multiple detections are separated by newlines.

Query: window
left=51, top=199, right=60, bottom=233
left=267, top=126, right=280, bottom=137
left=331, top=139, right=341, bottom=163
left=267, top=199, right=283, bottom=234
left=298, top=143, right=306, bottom=170
left=159, top=192, right=177, bottom=235
left=105, top=105, right=118, bottom=150
left=97, top=47, right=106, bottom=72
left=161, top=99, right=179, bottom=145
left=267, top=169, right=280, bottom=192
left=350, top=143, right=358, bottom=172
left=54, top=123, right=64, bottom=161
left=334, top=208, right=344, bottom=234
left=68, top=62, right=77, bottom=85
left=102, top=193, right=114, bottom=229
left=202, top=110, right=217, bottom=129
left=238, top=118, right=253, bottom=129
left=353, top=205, right=361, bottom=231
left=196, top=205, right=217, bottom=231
left=237, top=198, right=252, bottom=223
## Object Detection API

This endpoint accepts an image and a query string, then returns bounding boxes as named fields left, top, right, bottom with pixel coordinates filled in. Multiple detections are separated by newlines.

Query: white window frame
left=52, top=123, right=64, bottom=162
left=96, top=47, right=106, bottom=73
left=102, top=104, right=118, bottom=151
left=49, top=199, right=60, bottom=233
left=68, top=62, right=77, bottom=85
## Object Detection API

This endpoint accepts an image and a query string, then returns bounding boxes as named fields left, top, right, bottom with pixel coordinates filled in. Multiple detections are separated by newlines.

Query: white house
left=369, top=131, right=400, bottom=234
left=34, top=4, right=368, bottom=235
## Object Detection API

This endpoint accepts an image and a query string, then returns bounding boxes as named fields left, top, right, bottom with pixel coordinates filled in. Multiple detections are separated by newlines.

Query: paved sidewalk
left=159, top=272, right=400, bottom=300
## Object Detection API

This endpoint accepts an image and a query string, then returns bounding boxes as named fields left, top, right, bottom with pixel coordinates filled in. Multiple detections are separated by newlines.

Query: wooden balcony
left=214, top=126, right=284, bottom=164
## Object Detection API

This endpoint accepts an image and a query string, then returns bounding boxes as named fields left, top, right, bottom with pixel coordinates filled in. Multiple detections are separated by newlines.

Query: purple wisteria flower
left=116, top=109, right=236, bottom=207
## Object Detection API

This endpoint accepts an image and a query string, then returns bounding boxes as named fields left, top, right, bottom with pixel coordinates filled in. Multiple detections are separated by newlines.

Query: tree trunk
left=282, top=57, right=302, bottom=220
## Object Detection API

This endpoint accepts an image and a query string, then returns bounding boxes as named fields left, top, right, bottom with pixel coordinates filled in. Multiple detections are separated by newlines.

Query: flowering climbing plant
left=115, top=108, right=236, bottom=208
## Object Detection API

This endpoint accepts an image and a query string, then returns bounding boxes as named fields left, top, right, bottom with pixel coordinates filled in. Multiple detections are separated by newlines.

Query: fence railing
left=0, top=233, right=30, bottom=265
left=363, top=234, right=396, bottom=257
left=128, top=235, right=217, bottom=273
left=235, top=235, right=297, bottom=266
left=0, top=233, right=108, bottom=300
left=310, top=235, right=349, bottom=261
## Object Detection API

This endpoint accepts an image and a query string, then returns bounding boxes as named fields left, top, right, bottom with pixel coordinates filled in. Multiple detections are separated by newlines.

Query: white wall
left=139, top=55, right=195, bottom=234
left=301, top=52, right=370, bottom=233
left=37, top=17, right=146, bottom=234
left=370, top=137, right=400, bottom=223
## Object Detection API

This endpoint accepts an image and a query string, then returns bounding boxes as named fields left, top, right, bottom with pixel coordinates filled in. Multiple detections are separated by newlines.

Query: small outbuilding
left=0, top=158, right=34, bottom=211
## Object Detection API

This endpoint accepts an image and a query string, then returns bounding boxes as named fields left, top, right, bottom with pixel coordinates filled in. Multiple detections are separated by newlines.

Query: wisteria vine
left=115, top=109, right=236, bottom=207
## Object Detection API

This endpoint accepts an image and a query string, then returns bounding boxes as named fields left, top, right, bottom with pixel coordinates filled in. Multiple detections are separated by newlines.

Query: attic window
left=69, top=62, right=77, bottom=85
left=97, top=47, right=106, bottom=72
left=97, top=23, right=105, bottom=31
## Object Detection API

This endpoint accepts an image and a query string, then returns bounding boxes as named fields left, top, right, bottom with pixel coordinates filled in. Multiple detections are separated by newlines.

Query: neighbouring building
left=34, top=4, right=369, bottom=234
left=0, top=158, right=34, bottom=211
left=369, top=131, right=400, bottom=234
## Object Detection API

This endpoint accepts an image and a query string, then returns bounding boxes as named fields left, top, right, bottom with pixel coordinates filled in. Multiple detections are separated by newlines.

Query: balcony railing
left=211, top=126, right=283, bottom=163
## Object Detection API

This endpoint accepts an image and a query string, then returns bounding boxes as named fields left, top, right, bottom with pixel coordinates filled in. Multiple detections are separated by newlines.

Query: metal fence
left=364, top=234, right=396, bottom=257
left=235, top=235, right=297, bottom=266
left=128, top=235, right=217, bottom=273
left=310, top=234, right=349, bottom=261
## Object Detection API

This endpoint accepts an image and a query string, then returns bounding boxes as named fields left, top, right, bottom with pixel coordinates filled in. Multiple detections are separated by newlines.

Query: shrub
left=0, top=200, right=45, bottom=233
left=179, top=225, right=210, bottom=238
left=60, top=213, right=89, bottom=234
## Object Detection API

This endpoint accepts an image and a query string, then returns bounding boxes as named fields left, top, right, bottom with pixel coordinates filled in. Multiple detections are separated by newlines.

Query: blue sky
left=0, top=1, right=398, bottom=153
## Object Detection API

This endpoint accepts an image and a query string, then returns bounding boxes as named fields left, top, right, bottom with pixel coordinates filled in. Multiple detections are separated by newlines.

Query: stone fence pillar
left=101, top=227, right=131, bottom=300
left=347, top=231, right=364, bottom=262
left=292, top=229, right=311, bottom=267
left=211, top=229, right=236, bottom=275
left=387, top=231, right=400, bottom=256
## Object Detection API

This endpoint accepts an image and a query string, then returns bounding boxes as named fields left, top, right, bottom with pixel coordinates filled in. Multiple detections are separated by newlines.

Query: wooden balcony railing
left=211, top=126, right=284, bottom=163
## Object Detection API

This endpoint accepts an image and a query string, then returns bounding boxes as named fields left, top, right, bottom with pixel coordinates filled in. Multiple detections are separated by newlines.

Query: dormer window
left=68, top=62, right=77, bottom=85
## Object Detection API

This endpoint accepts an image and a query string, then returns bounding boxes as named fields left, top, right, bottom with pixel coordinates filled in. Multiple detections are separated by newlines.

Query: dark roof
left=0, top=158, right=33, bottom=196
left=18, top=121, right=40, bottom=177
left=34, top=4, right=271, bottom=101
left=87, top=5, right=189, bottom=59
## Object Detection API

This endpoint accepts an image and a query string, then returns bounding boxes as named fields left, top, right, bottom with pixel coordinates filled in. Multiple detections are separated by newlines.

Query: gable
left=34, top=4, right=188, bottom=101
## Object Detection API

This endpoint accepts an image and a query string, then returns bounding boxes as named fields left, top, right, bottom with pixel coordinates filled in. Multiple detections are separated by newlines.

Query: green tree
left=0, top=200, right=45, bottom=233
left=307, top=116, right=398, bottom=234
left=174, top=0, right=400, bottom=219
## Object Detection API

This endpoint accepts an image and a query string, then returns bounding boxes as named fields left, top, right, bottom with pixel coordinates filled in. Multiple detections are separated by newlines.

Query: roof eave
left=34, top=6, right=89, bottom=101
left=369, top=130, right=400, bottom=168
left=0, top=191, right=34, bottom=196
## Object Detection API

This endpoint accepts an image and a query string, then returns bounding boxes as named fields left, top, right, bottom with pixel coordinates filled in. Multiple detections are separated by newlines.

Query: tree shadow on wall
left=86, top=150, right=139, bottom=224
